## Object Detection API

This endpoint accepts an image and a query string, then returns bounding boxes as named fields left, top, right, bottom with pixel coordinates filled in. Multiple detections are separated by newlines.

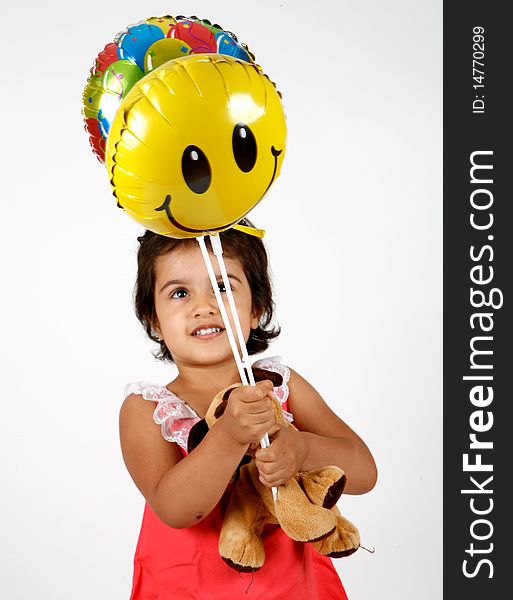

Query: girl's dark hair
left=134, top=222, right=280, bottom=362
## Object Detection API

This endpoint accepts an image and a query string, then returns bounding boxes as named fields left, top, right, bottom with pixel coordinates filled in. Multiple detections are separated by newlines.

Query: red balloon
left=84, top=118, right=106, bottom=162
left=168, top=19, right=217, bottom=53
left=94, top=43, right=118, bottom=75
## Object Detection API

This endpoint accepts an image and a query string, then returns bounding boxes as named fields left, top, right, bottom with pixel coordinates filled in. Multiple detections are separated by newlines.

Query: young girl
left=120, top=225, right=377, bottom=599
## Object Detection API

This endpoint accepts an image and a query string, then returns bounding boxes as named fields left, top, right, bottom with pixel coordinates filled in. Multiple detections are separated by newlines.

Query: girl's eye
left=171, top=288, right=188, bottom=299
left=217, top=281, right=234, bottom=293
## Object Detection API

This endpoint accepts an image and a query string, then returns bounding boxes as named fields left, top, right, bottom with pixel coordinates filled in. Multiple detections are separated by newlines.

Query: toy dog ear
left=187, top=419, right=209, bottom=453
left=211, top=386, right=237, bottom=420
left=252, top=367, right=283, bottom=387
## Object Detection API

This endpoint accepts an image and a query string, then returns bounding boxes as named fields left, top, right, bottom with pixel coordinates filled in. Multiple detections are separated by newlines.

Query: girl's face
left=153, top=244, right=259, bottom=368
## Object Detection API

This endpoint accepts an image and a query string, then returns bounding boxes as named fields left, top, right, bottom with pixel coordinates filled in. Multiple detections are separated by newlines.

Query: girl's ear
left=150, top=320, right=163, bottom=340
left=251, top=308, right=260, bottom=330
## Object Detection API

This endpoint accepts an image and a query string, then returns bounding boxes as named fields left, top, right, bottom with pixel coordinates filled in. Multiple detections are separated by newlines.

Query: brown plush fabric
left=219, top=462, right=275, bottom=571
left=299, top=467, right=347, bottom=509
left=312, top=508, right=361, bottom=558
left=200, top=371, right=361, bottom=571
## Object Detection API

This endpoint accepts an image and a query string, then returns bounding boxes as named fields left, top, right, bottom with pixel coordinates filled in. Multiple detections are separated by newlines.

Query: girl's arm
left=119, top=380, right=275, bottom=528
left=255, top=368, right=378, bottom=495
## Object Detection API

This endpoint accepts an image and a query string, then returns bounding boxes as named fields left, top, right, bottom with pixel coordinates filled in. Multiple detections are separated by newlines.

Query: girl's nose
left=192, top=292, right=218, bottom=317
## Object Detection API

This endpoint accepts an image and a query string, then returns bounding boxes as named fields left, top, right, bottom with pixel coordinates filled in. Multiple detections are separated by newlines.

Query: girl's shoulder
left=123, top=381, right=201, bottom=451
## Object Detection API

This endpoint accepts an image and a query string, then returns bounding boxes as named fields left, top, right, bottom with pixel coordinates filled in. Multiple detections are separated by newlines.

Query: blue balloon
left=215, top=32, right=251, bottom=62
left=97, top=108, right=109, bottom=138
left=118, top=24, right=165, bottom=70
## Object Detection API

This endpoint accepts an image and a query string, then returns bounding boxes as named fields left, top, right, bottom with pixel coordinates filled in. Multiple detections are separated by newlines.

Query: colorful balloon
left=82, top=15, right=286, bottom=238
left=146, top=15, right=177, bottom=37
left=215, top=32, right=251, bottom=61
left=144, top=38, right=191, bottom=72
left=166, top=19, right=217, bottom=53
left=117, top=23, right=165, bottom=69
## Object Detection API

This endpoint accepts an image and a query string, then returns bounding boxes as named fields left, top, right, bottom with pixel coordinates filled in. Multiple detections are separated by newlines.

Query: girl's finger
left=259, top=473, right=290, bottom=487
left=255, top=447, right=276, bottom=462
left=257, top=459, right=288, bottom=477
left=267, top=423, right=281, bottom=437
left=238, top=381, right=273, bottom=403
left=246, top=401, right=273, bottom=415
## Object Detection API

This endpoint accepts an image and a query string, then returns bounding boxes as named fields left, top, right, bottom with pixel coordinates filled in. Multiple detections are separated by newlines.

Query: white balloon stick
left=196, top=236, right=248, bottom=385
left=197, top=234, right=277, bottom=502
left=209, top=234, right=256, bottom=385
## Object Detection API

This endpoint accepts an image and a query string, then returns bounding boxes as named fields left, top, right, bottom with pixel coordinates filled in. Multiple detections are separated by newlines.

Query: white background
left=0, top=1, right=441, bottom=598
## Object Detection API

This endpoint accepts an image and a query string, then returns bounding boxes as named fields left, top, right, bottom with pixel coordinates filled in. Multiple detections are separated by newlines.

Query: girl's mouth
left=192, top=327, right=224, bottom=339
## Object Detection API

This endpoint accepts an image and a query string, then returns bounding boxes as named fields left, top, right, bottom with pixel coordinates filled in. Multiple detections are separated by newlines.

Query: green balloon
left=101, top=60, right=144, bottom=101
left=196, top=19, right=225, bottom=36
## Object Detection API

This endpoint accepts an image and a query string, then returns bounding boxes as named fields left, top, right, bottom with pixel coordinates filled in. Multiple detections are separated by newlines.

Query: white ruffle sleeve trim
left=124, top=356, right=293, bottom=449
left=124, top=381, right=200, bottom=451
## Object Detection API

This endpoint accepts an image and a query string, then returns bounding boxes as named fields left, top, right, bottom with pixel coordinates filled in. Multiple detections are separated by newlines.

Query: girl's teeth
left=195, top=327, right=221, bottom=336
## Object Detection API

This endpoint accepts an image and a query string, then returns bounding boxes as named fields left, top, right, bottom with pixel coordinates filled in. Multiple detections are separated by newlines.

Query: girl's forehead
left=154, top=245, right=246, bottom=279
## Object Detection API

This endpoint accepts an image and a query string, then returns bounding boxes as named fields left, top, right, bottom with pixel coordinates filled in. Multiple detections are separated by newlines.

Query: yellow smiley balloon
left=105, top=53, right=286, bottom=238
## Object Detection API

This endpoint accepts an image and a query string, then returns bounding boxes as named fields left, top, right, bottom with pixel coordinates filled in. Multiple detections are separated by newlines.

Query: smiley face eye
left=182, top=145, right=212, bottom=194
left=232, top=123, right=257, bottom=173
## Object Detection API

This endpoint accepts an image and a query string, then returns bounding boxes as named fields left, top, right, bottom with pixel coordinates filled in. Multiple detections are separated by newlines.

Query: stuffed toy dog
left=188, top=368, right=361, bottom=571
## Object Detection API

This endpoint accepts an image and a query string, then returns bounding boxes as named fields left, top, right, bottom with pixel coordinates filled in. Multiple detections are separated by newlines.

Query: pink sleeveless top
left=124, top=357, right=349, bottom=600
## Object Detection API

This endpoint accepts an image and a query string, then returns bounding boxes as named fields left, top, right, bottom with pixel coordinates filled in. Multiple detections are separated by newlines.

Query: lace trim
left=124, top=356, right=293, bottom=449
left=124, top=382, right=200, bottom=451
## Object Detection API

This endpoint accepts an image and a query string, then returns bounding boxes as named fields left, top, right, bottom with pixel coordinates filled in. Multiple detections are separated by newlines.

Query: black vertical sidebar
left=444, top=3, right=511, bottom=597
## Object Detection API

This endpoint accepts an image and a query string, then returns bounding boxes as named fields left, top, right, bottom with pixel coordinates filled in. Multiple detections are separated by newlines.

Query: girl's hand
left=220, top=380, right=276, bottom=446
left=254, top=425, right=309, bottom=487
